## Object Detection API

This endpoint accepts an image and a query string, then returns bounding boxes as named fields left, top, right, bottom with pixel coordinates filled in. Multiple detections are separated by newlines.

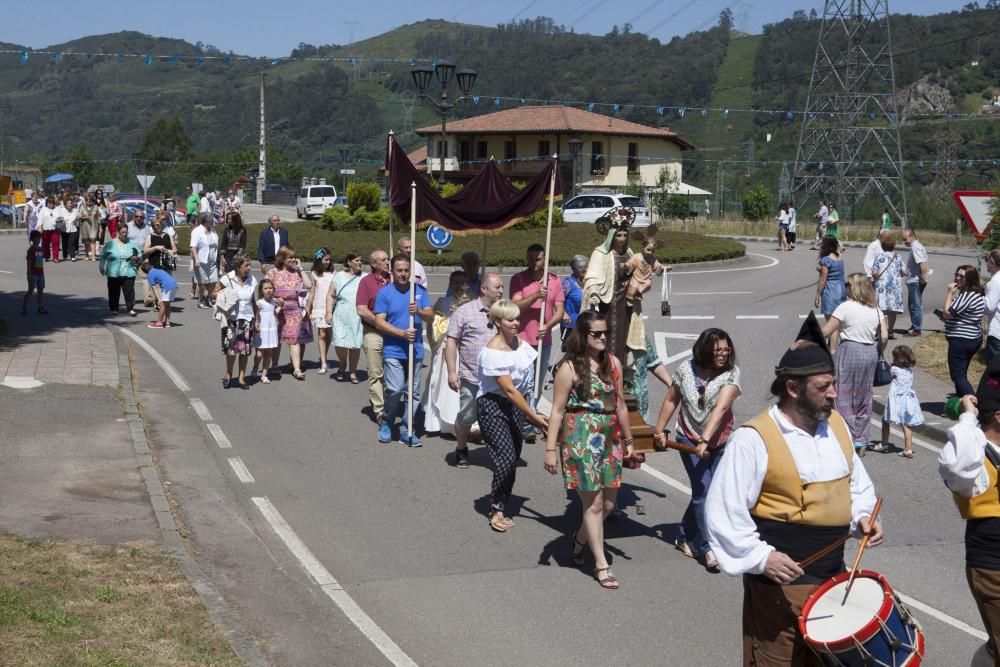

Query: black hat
left=774, top=311, right=835, bottom=377
left=977, top=357, right=1000, bottom=416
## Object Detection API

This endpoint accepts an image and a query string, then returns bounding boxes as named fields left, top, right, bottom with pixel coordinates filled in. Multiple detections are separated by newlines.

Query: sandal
left=260, top=376, right=271, bottom=384
left=335, top=371, right=345, bottom=382
left=870, top=443, right=890, bottom=453
left=899, top=450, right=913, bottom=459
left=595, top=567, right=619, bottom=590
left=350, top=373, right=360, bottom=384
left=292, top=369, right=306, bottom=381
left=568, top=531, right=587, bottom=566
left=489, top=511, right=509, bottom=533
left=675, top=538, right=694, bottom=559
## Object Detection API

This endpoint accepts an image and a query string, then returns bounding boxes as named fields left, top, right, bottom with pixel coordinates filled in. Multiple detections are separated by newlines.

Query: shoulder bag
left=873, top=320, right=892, bottom=387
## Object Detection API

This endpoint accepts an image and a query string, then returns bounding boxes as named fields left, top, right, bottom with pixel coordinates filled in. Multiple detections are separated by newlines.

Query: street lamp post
left=568, top=138, right=583, bottom=198
left=339, top=148, right=349, bottom=197
left=411, top=61, right=477, bottom=186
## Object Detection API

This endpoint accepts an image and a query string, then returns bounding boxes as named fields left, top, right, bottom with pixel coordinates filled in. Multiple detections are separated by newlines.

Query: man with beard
left=705, top=313, right=883, bottom=666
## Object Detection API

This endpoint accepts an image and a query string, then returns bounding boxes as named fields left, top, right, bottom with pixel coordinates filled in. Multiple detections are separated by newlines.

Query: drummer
left=705, top=313, right=882, bottom=666
left=938, top=358, right=1000, bottom=665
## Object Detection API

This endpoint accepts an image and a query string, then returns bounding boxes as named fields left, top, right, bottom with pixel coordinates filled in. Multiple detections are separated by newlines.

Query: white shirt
left=777, top=210, right=789, bottom=226
left=413, top=258, right=428, bottom=288
left=832, top=300, right=883, bottom=344
left=199, top=197, right=211, bottom=214
left=863, top=238, right=883, bottom=276
left=37, top=207, right=57, bottom=231
left=221, top=271, right=258, bottom=321
left=938, top=412, right=1000, bottom=499
left=476, top=342, right=537, bottom=398
left=705, top=405, right=877, bottom=577
left=984, top=273, right=1000, bottom=340
left=190, top=226, right=218, bottom=264
left=904, top=240, right=928, bottom=285
left=817, top=205, right=829, bottom=224
left=272, top=229, right=282, bottom=255
left=787, top=207, right=797, bottom=232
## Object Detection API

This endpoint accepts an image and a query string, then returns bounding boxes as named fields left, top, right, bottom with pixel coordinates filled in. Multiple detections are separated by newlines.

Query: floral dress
left=558, top=370, right=623, bottom=491
left=872, top=252, right=904, bottom=313
left=267, top=268, right=313, bottom=345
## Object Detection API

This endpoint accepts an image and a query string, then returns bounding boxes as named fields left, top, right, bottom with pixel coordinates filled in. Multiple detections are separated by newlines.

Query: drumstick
left=841, top=496, right=884, bottom=605
left=796, top=534, right=851, bottom=569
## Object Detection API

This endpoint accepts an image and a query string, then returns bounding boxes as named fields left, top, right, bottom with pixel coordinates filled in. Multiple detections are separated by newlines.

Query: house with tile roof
left=413, top=105, right=694, bottom=193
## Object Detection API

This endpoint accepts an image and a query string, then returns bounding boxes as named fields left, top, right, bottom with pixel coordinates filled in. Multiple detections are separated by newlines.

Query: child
left=252, top=278, right=282, bottom=383
left=22, top=230, right=48, bottom=315
left=141, top=260, right=178, bottom=329
left=875, top=345, right=923, bottom=458
left=626, top=224, right=667, bottom=306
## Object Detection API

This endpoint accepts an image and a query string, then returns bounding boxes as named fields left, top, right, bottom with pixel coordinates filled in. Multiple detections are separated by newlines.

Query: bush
left=654, top=193, right=690, bottom=220
left=346, top=182, right=381, bottom=213
left=509, top=206, right=564, bottom=230
left=321, top=205, right=392, bottom=231
left=742, top=183, right=773, bottom=222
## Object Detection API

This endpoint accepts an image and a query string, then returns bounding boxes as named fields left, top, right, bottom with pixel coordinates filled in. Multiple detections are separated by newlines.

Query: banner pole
left=407, top=181, right=417, bottom=440
left=387, top=132, right=395, bottom=250
left=535, top=157, right=557, bottom=400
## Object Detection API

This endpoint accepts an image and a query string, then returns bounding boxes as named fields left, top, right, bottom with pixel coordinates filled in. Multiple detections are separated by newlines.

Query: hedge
left=171, top=221, right=745, bottom=267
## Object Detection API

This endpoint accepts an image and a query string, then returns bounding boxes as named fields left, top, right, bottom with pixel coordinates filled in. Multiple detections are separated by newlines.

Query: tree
left=963, top=2, right=981, bottom=11
left=809, top=8, right=818, bottom=19
left=135, top=117, right=193, bottom=165
left=651, top=167, right=691, bottom=220
left=719, top=8, right=735, bottom=31
left=60, top=140, right=95, bottom=187
left=741, top=183, right=773, bottom=221
left=792, top=10, right=808, bottom=21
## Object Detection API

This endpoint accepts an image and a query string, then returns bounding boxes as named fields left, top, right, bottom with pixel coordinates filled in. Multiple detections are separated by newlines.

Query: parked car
left=296, top=184, right=338, bottom=219
left=0, top=203, right=26, bottom=227
left=561, top=193, right=650, bottom=228
left=334, top=195, right=348, bottom=208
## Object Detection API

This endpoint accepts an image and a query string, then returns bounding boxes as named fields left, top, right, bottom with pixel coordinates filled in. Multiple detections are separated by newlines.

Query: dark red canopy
left=386, top=134, right=561, bottom=235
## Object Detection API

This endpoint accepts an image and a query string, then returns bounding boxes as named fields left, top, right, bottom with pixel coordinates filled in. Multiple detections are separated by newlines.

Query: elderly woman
left=653, top=328, right=741, bottom=571
left=332, top=252, right=365, bottom=382
left=939, top=265, right=986, bottom=396
left=267, top=246, right=313, bottom=380
left=98, top=223, right=142, bottom=316
left=190, top=212, right=219, bottom=308
left=77, top=195, right=100, bottom=261
left=822, top=273, right=888, bottom=454
left=217, top=256, right=258, bottom=389
left=219, top=212, right=247, bottom=273
left=871, top=235, right=905, bottom=338
left=561, top=254, right=588, bottom=339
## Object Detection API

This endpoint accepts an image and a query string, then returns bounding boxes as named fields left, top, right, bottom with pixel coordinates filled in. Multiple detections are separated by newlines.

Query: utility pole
left=0, top=103, right=5, bottom=177
left=256, top=72, right=266, bottom=206
left=745, top=138, right=754, bottom=178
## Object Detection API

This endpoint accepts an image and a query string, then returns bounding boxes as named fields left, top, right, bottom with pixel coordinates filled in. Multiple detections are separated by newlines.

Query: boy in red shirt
left=23, top=230, right=48, bottom=315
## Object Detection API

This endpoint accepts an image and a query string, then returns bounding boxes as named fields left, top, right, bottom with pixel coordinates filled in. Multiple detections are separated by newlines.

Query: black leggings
left=477, top=393, right=526, bottom=511
left=107, top=276, right=135, bottom=311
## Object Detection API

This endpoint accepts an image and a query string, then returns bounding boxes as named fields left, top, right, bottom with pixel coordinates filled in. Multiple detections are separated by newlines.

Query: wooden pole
left=534, top=158, right=557, bottom=400
left=387, top=131, right=395, bottom=250
left=407, top=181, right=417, bottom=440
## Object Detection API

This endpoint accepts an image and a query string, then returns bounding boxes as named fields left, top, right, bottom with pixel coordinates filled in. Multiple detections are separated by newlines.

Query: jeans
left=382, top=356, right=423, bottom=428
left=987, top=336, right=1000, bottom=366
left=107, top=276, right=136, bottom=311
left=906, top=282, right=925, bottom=332
left=676, top=434, right=724, bottom=556
left=947, top=335, right=982, bottom=396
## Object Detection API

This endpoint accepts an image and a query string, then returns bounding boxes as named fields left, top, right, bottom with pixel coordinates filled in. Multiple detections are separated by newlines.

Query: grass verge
left=0, top=535, right=241, bottom=666
left=171, top=222, right=746, bottom=267
left=913, top=332, right=988, bottom=389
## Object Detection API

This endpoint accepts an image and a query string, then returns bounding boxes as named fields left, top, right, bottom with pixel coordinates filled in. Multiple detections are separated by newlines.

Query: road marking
left=207, top=423, right=232, bottom=449
left=735, top=315, right=779, bottom=320
left=869, top=417, right=943, bottom=453
left=653, top=331, right=699, bottom=366
left=0, top=270, right=12, bottom=274
left=117, top=326, right=191, bottom=392
left=675, top=252, right=779, bottom=275
left=638, top=460, right=984, bottom=641
left=190, top=397, right=213, bottom=421
left=667, top=315, right=715, bottom=320
left=674, top=291, right=753, bottom=295
left=252, top=497, right=417, bottom=667
left=228, top=457, right=255, bottom=484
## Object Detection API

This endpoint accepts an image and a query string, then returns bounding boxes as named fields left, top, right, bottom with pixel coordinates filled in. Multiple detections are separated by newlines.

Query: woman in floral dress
left=545, top=311, right=635, bottom=590
left=871, top=235, right=905, bottom=338
left=266, top=246, right=313, bottom=380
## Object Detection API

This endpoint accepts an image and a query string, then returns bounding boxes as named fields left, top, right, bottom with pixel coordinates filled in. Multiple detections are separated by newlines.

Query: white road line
left=674, top=291, right=753, bottom=296
left=117, top=326, right=191, bottom=392
left=0, top=270, right=12, bottom=274
left=206, top=423, right=232, bottom=449
left=228, top=457, right=255, bottom=484
left=735, top=315, right=779, bottom=320
left=638, top=461, right=984, bottom=642
left=668, top=315, right=716, bottom=320
left=653, top=331, right=699, bottom=366
left=189, top=397, right=213, bottom=421
left=869, top=417, right=943, bottom=453
left=675, top=252, right=779, bottom=275
left=252, top=497, right=417, bottom=667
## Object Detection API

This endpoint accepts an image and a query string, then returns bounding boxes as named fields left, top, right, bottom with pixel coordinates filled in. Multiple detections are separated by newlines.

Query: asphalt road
left=0, top=238, right=986, bottom=665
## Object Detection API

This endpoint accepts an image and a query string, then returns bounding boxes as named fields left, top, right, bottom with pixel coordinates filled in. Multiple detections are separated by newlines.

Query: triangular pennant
left=656, top=106, right=665, bottom=115
left=613, top=104, right=620, bottom=113
left=722, top=109, right=729, bottom=119
left=472, top=95, right=480, bottom=105
left=700, top=108, right=708, bottom=117
left=588, top=103, right=595, bottom=111
left=677, top=107, right=686, bottom=118
left=51, top=52, right=62, bottom=61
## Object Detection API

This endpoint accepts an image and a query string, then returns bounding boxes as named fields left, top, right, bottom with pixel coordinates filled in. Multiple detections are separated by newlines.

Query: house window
left=504, top=140, right=517, bottom=161
left=436, top=140, right=449, bottom=159
left=537, top=140, right=550, bottom=157
left=628, top=143, right=639, bottom=174
left=459, top=141, right=472, bottom=163
left=590, top=141, right=604, bottom=175
left=476, top=141, right=488, bottom=160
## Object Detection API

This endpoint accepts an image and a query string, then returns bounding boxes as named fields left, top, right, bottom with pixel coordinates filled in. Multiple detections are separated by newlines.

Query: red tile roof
left=406, top=144, right=428, bottom=171
left=416, top=105, right=694, bottom=149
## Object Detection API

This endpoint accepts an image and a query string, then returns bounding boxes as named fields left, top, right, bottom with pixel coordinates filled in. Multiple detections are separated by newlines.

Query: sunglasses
left=697, top=384, right=707, bottom=410
left=588, top=330, right=608, bottom=339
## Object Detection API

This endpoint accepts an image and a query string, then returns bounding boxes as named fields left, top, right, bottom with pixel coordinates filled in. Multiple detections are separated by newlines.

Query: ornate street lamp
left=411, top=61, right=478, bottom=186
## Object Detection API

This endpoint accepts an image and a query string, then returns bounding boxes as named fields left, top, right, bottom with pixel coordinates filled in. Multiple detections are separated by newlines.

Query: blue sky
left=6, top=1, right=969, bottom=57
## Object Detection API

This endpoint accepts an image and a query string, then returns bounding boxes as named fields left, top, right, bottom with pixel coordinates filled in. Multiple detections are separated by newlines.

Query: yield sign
left=953, top=191, right=996, bottom=241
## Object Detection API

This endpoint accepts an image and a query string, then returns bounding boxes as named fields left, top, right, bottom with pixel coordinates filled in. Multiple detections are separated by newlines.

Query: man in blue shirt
left=374, top=255, right=434, bottom=446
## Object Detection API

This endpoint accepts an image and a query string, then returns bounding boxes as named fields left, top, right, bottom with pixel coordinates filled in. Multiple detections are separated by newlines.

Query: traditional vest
left=746, top=409, right=855, bottom=583
left=953, top=455, right=1000, bottom=520
left=953, top=451, right=1000, bottom=570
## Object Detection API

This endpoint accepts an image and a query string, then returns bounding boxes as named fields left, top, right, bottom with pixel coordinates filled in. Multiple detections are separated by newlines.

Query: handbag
left=873, top=322, right=892, bottom=387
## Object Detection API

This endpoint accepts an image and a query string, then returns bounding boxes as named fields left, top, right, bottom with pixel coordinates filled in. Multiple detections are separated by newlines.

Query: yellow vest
left=953, top=456, right=1000, bottom=520
left=747, top=409, right=854, bottom=527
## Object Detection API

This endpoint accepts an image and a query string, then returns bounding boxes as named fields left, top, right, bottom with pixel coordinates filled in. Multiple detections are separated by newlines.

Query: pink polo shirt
left=509, top=270, right=564, bottom=347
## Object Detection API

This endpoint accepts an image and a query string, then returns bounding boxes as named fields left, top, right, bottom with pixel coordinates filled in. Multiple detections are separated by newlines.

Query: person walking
left=561, top=255, right=588, bottom=339
left=815, top=236, right=845, bottom=323
left=873, top=345, right=923, bottom=458
left=984, top=249, right=1000, bottom=364
left=21, top=230, right=47, bottom=315
left=871, top=234, right=905, bottom=338
left=190, top=213, right=219, bottom=309
left=652, top=328, right=741, bottom=571
left=256, top=214, right=288, bottom=275
left=826, top=204, right=841, bottom=242
left=396, top=237, right=427, bottom=288
left=219, top=212, right=247, bottom=274
left=902, top=228, right=929, bottom=337
left=821, top=273, right=888, bottom=454
left=424, top=271, right=470, bottom=436
left=185, top=186, right=200, bottom=226
left=267, top=246, right=313, bottom=380
left=545, top=311, right=633, bottom=587
left=786, top=200, right=797, bottom=249
left=143, top=217, right=174, bottom=272
left=218, top=256, right=259, bottom=389
left=812, top=199, right=829, bottom=249
left=78, top=195, right=100, bottom=261
left=776, top=203, right=790, bottom=252
left=374, top=254, right=434, bottom=446
left=106, top=193, right=124, bottom=240
left=356, top=249, right=391, bottom=421
left=939, top=265, right=986, bottom=397
left=477, top=299, right=549, bottom=532
left=308, top=247, right=335, bottom=374
left=59, top=199, right=80, bottom=262
left=253, top=278, right=281, bottom=383
left=37, top=198, right=59, bottom=261
left=332, top=252, right=364, bottom=383
left=98, top=223, right=142, bottom=316
left=881, top=206, right=892, bottom=230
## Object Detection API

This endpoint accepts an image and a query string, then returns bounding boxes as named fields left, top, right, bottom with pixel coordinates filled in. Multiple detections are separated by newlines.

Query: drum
left=799, top=569, right=925, bottom=666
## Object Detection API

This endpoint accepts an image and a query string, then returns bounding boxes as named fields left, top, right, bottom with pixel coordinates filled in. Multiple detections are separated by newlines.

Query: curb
left=112, top=328, right=270, bottom=667
left=871, top=394, right=951, bottom=446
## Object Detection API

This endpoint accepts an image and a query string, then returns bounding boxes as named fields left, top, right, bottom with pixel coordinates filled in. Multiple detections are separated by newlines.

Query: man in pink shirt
left=355, top=249, right=391, bottom=423
left=509, top=243, right=565, bottom=419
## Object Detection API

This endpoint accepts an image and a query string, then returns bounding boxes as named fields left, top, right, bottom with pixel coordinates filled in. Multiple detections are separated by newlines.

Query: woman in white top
left=776, top=203, right=790, bottom=252
left=307, top=247, right=335, bottom=374
left=476, top=299, right=549, bottom=533
left=190, top=212, right=219, bottom=308
left=822, top=273, right=888, bottom=453
left=986, top=250, right=1000, bottom=365
left=58, top=199, right=80, bottom=261
left=217, top=256, right=259, bottom=389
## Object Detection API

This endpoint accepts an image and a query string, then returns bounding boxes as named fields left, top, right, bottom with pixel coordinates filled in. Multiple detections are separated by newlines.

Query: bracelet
left=652, top=432, right=666, bottom=441
left=623, top=438, right=634, bottom=447
left=545, top=448, right=557, bottom=452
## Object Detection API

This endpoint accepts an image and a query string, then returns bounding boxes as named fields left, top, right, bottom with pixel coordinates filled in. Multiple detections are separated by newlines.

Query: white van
left=296, top=184, right=338, bottom=219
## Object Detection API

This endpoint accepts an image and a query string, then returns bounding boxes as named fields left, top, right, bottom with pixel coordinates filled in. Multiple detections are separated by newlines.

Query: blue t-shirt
left=562, top=275, right=583, bottom=331
left=374, top=282, right=431, bottom=361
left=147, top=267, right=178, bottom=292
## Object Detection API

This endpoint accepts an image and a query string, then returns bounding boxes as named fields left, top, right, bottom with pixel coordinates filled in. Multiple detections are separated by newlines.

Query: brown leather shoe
left=903, top=330, right=921, bottom=337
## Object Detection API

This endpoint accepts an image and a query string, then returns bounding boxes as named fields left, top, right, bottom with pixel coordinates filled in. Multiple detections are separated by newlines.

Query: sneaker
left=399, top=426, right=422, bottom=447
left=406, top=436, right=423, bottom=448
left=377, top=422, right=392, bottom=443
left=147, top=322, right=166, bottom=329
left=197, top=301, right=211, bottom=309
left=455, top=448, right=470, bottom=468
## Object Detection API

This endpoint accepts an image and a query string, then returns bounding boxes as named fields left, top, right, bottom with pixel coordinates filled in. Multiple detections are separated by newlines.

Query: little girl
left=626, top=224, right=666, bottom=306
left=877, top=345, right=923, bottom=458
left=253, top=279, right=282, bottom=383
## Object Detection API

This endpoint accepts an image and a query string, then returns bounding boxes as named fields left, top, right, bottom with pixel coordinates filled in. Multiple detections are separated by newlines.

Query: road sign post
left=426, top=224, right=453, bottom=256
left=136, top=174, right=156, bottom=205
left=953, top=191, right=996, bottom=241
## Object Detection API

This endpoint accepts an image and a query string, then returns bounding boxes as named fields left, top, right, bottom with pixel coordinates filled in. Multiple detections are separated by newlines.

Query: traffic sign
left=426, top=224, right=453, bottom=249
left=136, top=174, right=156, bottom=190
left=953, top=191, right=996, bottom=241
left=339, top=169, right=356, bottom=175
